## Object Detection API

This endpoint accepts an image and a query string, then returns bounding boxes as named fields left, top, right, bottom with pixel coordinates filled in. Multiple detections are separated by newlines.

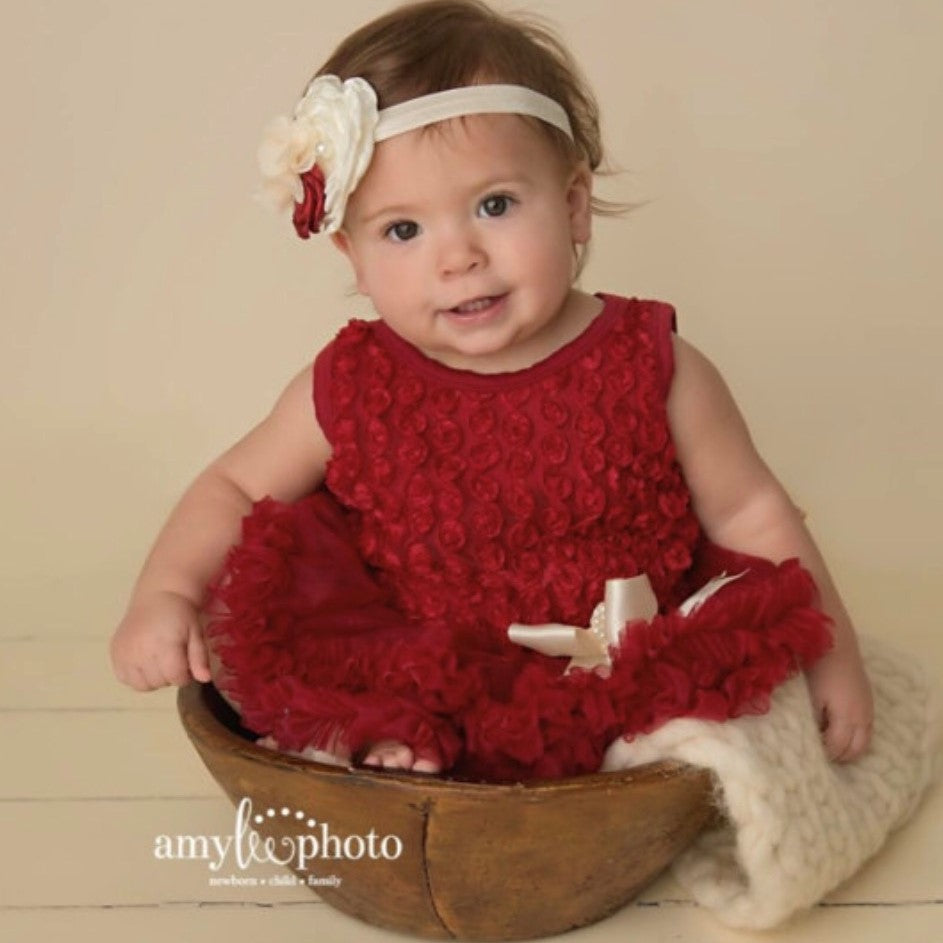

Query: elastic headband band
left=375, top=85, right=573, bottom=142
left=258, top=77, right=575, bottom=236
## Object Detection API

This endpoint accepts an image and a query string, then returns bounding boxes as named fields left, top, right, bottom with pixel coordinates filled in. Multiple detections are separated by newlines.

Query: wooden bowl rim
left=177, top=681, right=704, bottom=797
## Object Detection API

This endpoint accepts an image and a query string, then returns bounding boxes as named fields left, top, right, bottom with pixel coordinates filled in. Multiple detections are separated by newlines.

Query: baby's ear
left=330, top=231, right=367, bottom=293
left=566, top=162, right=593, bottom=245
left=330, top=231, right=352, bottom=256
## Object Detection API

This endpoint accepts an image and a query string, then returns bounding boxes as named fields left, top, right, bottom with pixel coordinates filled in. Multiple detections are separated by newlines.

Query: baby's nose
left=437, top=227, right=486, bottom=276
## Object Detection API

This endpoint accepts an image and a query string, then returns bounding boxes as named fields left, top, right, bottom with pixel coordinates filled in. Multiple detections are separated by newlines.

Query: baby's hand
left=805, top=645, right=874, bottom=762
left=110, top=591, right=211, bottom=691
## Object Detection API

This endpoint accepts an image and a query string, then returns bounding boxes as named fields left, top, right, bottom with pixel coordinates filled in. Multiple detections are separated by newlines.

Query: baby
left=111, top=0, right=872, bottom=779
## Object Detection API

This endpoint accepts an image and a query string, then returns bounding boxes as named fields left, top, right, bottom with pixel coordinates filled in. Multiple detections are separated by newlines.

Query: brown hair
left=314, top=0, right=627, bottom=240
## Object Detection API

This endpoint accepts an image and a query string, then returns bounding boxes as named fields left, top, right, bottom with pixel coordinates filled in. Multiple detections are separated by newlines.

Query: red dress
left=207, top=294, right=831, bottom=782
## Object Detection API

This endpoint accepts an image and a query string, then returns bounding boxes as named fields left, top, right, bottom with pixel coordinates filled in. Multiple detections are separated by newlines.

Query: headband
left=257, top=76, right=574, bottom=238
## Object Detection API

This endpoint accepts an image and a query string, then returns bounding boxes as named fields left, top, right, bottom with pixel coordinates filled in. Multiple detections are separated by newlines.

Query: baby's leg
left=204, top=624, right=440, bottom=773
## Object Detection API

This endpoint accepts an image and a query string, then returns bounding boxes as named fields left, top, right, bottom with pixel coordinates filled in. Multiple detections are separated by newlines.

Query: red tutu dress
left=206, top=294, right=832, bottom=782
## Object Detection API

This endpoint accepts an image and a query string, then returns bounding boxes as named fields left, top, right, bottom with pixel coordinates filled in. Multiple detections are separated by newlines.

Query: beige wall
left=3, top=1, right=940, bottom=652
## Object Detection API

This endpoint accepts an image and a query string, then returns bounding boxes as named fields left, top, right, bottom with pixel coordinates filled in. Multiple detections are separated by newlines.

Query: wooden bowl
left=178, top=682, right=715, bottom=941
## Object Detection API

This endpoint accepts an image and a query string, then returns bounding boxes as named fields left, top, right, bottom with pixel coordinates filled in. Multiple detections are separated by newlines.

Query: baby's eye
left=385, top=220, right=419, bottom=242
left=478, top=194, right=514, bottom=218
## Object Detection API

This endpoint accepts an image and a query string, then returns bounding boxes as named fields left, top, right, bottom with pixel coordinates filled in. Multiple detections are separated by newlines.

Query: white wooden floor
left=3, top=626, right=942, bottom=943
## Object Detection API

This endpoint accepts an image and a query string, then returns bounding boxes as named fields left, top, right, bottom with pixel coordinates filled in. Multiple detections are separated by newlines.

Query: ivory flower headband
left=257, top=75, right=574, bottom=237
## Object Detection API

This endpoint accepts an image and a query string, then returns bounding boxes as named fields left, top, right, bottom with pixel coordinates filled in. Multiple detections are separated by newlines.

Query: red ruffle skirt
left=205, top=489, right=831, bottom=783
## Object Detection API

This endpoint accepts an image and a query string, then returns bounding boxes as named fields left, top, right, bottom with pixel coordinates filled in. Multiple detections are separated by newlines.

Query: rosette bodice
left=315, top=294, right=702, bottom=642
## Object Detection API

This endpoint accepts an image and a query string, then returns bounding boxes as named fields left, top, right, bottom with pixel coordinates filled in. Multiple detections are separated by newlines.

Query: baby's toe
left=412, top=756, right=442, bottom=774
left=363, top=741, right=414, bottom=769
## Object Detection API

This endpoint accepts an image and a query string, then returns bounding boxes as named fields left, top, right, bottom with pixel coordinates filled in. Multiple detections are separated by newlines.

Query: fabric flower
left=257, top=75, right=378, bottom=235
left=395, top=408, right=428, bottom=436
left=467, top=439, right=501, bottom=470
left=406, top=542, right=434, bottom=574
left=438, top=520, right=467, bottom=551
left=579, top=444, right=606, bottom=475
left=408, top=506, right=436, bottom=535
left=436, top=484, right=464, bottom=519
left=430, top=388, right=460, bottom=415
left=505, top=481, right=536, bottom=519
left=291, top=166, right=327, bottom=238
left=393, top=375, right=426, bottom=407
left=540, top=397, right=570, bottom=427
left=430, top=419, right=463, bottom=453
left=471, top=476, right=500, bottom=503
left=540, top=431, right=569, bottom=466
left=575, top=407, right=605, bottom=443
left=502, top=411, right=533, bottom=445
left=364, top=386, right=393, bottom=416
left=372, top=457, right=394, bottom=483
left=366, top=345, right=394, bottom=382
left=469, top=503, right=503, bottom=539
left=506, top=521, right=539, bottom=552
left=540, top=504, right=572, bottom=537
left=433, top=454, right=467, bottom=481
left=604, top=435, right=635, bottom=468
left=398, top=437, right=429, bottom=466
left=443, top=553, right=473, bottom=584
left=468, top=405, right=497, bottom=435
left=507, top=448, right=535, bottom=477
left=365, top=418, right=389, bottom=455
left=474, top=541, right=506, bottom=572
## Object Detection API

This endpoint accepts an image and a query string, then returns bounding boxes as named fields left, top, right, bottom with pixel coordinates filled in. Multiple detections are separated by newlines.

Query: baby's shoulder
left=667, top=335, right=744, bottom=441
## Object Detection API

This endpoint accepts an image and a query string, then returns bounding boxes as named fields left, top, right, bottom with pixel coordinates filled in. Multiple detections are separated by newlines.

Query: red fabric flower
left=507, top=448, right=535, bottom=476
left=471, top=475, right=500, bottom=503
left=541, top=397, right=570, bottom=427
left=502, top=411, right=533, bottom=445
left=473, top=540, right=506, bottom=571
left=395, top=408, right=428, bottom=435
left=469, top=502, right=503, bottom=539
left=292, top=165, right=327, bottom=239
left=393, top=375, right=426, bottom=407
left=540, top=504, right=572, bottom=537
left=430, top=419, right=463, bottom=453
left=468, top=405, right=497, bottom=435
left=540, top=431, right=569, bottom=465
left=430, top=388, right=460, bottom=415
left=433, top=453, right=466, bottom=481
left=436, top=483, right=464, bottom=518
left=364, top=386, right=393, bottom=416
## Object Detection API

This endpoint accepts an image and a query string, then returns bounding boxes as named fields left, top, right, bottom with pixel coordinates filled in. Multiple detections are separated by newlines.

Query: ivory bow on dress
left=508, top=571, right=748, bottom=674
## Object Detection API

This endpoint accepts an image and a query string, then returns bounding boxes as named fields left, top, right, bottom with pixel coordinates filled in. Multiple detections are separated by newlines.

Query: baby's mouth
left=447, top=294, right=505, bottom=315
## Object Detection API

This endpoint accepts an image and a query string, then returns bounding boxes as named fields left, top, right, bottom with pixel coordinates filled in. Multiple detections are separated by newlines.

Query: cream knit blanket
left=601, top=635, right=942, bottom=929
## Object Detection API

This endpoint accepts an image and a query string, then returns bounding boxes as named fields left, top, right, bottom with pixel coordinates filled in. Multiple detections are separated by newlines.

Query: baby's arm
left=666, top=337, right=873, bottom=761
left=110, top=363, right=331, bottom=691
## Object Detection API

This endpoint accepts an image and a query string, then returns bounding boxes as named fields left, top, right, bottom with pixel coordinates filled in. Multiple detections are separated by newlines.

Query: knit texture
left=602, top=635, right=941, bottom=928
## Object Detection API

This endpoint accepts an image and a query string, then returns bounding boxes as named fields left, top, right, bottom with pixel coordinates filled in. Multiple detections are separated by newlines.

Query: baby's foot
left=362, top=740, right=442, bottom=773
left=255, top=735, right=351, bottom=768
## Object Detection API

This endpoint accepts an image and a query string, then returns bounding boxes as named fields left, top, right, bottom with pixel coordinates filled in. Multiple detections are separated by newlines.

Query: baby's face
left=331, top=114, right=592, bottom=371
